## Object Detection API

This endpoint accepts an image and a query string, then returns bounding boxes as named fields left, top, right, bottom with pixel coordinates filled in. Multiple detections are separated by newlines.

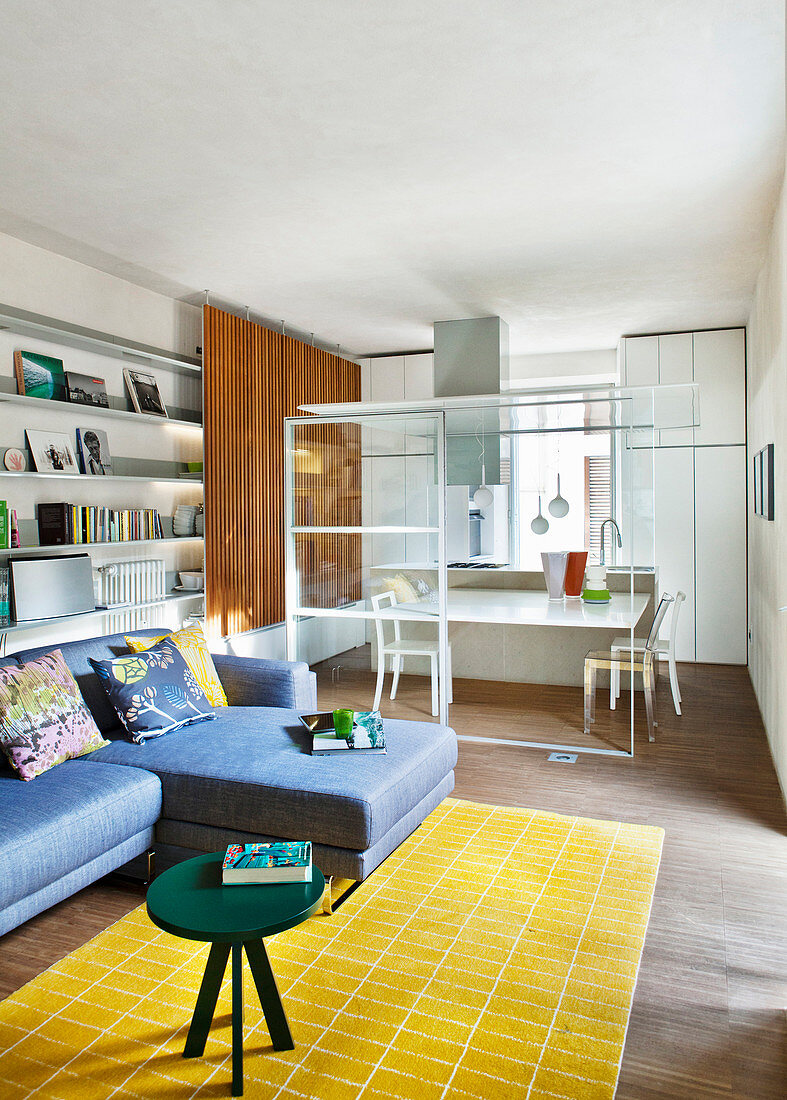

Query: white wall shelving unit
left=0, top=304, right=204, bottom=650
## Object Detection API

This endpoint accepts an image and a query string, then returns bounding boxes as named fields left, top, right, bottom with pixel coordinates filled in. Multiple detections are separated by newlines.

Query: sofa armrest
left=212, top=654, right=317, bottom=711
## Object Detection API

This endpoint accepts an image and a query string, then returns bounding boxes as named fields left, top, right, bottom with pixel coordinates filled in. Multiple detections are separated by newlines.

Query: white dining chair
left=371, top=590, right=452, bottom=717
left=609, top=590, right=686, bottom=715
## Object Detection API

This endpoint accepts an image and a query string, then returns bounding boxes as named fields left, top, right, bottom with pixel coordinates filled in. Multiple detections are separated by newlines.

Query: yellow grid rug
left=0, top=798, right=663, bottom=1099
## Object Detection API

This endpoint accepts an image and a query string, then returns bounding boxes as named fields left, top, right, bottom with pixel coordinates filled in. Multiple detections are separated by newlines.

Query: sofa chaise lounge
left=0, top=629, right=458, bottom=936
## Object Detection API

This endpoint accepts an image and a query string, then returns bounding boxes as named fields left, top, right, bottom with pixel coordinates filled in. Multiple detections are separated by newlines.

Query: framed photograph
left=25, top=429, right=79, bottom=475
left=753, top=452, right=762, bottom=516
left=14, top=350, right=67, bottom=402
left=762, top=443, right=775, bottom=521
left=65, top=371, right=109, bottom=408
left=76, top=427, right=113, bottom=475
left=123, top=368, right=168, bottom=418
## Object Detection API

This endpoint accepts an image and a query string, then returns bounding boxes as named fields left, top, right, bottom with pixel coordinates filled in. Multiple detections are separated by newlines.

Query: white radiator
left=96, top=559, right=166, bottom=608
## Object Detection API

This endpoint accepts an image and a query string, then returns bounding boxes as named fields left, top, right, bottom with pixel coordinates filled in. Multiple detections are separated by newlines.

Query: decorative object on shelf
left=541, top=551, right=568, bottom=601
left=178, top=570, right=203, bottom=591
left=582, top=563, right=611, bottom=604
left=3, top=447, right=26, bottom=472
left=173, top=504, right=199, bottom=536
left=25, top=429, right=79, bottom=475
left=753, top=443, right=774, bottom=520
left=76, top=427, right=113, bottom=476
left=186, top=461, right=203, bottom=473
left=548, top=473, right=569, bottom=518
left=65, top=371, right=109, bottom=408
left=123, top=368, right=168, bottom=418
left=14, top=349, right=66, bottom=401
left=195, top=507, right=204, bottom=536
left=564, top=550, right=588, bottom=598
left=530, top=495, right=549, bottom=534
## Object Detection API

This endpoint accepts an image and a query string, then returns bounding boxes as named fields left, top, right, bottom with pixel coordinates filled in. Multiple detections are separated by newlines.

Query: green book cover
left=0, top=501, right=8, bottom=550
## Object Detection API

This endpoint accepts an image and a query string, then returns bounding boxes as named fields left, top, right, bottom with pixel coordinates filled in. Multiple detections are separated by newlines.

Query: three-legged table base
left=184, top=939, right=293, bottom=1096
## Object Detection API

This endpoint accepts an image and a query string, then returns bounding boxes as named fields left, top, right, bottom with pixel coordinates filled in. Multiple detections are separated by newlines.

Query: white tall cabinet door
left=654, top=447, right=696, bottom=661
left=404, top=354, right=434, bottom=402
left=695, top=446, right=747, bottom=664
left=623, top=335, right=659, bottom=385
left=693, top=329, right=745, bottom=446
left=369, top=356, right=405, bottom=403
left=657, top=333, right=694, bottom=446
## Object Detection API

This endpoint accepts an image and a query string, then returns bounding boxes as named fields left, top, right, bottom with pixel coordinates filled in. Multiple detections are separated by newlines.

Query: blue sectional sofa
left=0, top=629, right=458, bottom=936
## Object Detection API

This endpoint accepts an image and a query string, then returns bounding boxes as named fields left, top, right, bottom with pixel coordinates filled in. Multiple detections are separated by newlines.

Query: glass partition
left=286, top=384, right=698, bottom=757
left=285, top=412, right=449, bottom=725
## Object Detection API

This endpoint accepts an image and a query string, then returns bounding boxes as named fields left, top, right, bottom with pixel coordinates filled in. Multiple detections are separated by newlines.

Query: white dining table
left=397, top=588, right=650, bottom=629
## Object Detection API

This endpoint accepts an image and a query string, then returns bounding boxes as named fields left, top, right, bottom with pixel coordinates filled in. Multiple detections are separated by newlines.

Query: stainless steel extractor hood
left=433, top=316, right=509, bottom=484
left=433, top=316, right=509, bottom=398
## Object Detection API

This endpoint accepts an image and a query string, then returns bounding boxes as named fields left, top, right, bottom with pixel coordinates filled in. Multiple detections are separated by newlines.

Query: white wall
left=0, top=231, right=200, bottom=357
left=506, top=348, right=618, bottom=388
left=747, top=161, right=787, bottom=802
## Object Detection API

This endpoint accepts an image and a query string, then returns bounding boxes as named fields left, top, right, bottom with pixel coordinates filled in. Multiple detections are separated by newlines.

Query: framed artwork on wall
left=753, top=444, right=774, bottom=520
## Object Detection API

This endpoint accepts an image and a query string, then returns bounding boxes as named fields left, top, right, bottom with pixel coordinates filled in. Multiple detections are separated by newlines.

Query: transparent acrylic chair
left=610, top=590, right=686, bottom=715
left=583, top=595, right=674, bottom=742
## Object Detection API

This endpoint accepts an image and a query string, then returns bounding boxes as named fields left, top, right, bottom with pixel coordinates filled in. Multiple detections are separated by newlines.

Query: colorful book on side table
left=222, top=841, right=312, bottom=885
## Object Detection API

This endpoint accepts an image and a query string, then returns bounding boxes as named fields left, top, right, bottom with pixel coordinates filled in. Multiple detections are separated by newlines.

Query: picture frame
left=25, top=429, right=80, bottom=475
left=76, top=427, right=113, bottom=475
left=753, top=451, right=762, bottom=516
left=14, top=349, right=67, bottom=402
left=123, top=368, right=168, bottom=418
left=65, top=371, right=109, bottom=408
left=761, top=443, right=774, bottom=521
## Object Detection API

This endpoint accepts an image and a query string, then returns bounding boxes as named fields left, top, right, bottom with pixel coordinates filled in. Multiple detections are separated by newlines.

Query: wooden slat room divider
left=203, top=305, right=361, bottom=638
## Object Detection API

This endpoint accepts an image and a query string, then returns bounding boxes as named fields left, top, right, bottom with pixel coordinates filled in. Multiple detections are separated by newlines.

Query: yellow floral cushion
left=124, top=623, right=227, bottom=707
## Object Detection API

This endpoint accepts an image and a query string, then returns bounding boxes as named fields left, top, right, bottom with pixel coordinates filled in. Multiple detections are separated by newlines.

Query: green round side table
left=146, top=852, right=325, bottom=1097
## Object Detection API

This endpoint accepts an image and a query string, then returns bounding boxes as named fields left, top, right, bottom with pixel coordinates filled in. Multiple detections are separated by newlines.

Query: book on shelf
left=0, top=501, right=8, bottom=550
left=36, top=503, right=164, bottom=546
left=0, top=566, right=9, bottom=627
left=222, top=841, right=312, bottom=885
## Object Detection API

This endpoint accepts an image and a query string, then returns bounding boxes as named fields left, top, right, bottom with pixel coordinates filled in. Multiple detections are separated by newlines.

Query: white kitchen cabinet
left=657, top=332, right=694, bottom=446
left=623, top=335, right=659, bottom=386
left=695, top=445, right=747, bottom=664
left=654, top=447, right=696, bottom=661
left=359, top=359, right=372, bottom=403
left=693, top=329, right=745, bottom=446
left=369, top=356, right=405, bottom=403
left=404, top=353, right=434, bottom=402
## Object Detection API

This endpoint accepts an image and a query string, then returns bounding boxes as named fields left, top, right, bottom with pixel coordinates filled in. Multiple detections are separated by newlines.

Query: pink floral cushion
left=0, top=649, right=109, bottom=780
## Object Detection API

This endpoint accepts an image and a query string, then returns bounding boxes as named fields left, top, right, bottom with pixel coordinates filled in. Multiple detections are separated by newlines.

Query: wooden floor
left=1, top=663, right=785, bottom=1098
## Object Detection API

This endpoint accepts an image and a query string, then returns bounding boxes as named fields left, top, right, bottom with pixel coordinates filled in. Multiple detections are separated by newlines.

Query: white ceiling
left=0, top=1, right=783, bottom=355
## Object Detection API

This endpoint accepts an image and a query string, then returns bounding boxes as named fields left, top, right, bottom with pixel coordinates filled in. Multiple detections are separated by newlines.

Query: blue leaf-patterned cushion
left=89, top=638, right=215, bottom=743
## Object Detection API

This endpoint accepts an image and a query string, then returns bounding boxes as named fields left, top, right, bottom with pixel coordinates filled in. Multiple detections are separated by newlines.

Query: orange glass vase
left=564, top=551, right=588, bottom=598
